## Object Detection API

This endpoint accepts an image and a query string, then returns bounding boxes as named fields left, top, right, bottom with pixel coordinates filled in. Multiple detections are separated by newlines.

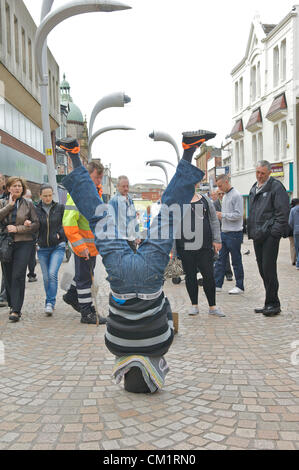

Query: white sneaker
left=229, top=287, right=244, bottom=295
left=188, top=306, right=199, bottom=316
left=209, top=307, right=226, bottom=317
left=45, top=304, right=53, bottom=316
left=216, top=287, right=223, bottom=293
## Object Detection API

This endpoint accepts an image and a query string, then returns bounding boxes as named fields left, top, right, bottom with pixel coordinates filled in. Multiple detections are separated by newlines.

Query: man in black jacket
left=247, top=160, right=290, bottom=316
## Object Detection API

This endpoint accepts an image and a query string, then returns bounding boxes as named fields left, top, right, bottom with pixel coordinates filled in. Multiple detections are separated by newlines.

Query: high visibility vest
left=63, top=189, right=102, bottom=257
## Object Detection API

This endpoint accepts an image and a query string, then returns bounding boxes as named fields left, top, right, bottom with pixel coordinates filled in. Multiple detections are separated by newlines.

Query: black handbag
left=0, top=228, right=13, bottom=263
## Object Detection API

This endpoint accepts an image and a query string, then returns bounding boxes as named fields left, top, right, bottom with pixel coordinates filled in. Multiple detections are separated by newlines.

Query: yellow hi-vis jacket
left=63, top=193, right=99, bottom=257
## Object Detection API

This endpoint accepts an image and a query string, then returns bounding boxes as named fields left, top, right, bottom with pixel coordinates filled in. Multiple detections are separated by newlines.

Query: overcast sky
left=24, top=0, right=296, bottom=184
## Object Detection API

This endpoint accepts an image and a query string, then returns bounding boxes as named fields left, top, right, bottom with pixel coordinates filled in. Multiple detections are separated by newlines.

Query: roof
left=262, top=24, right=277, bottom=35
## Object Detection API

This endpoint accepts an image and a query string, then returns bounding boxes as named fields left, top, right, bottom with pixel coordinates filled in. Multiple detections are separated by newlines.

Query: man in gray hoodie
left=214, top=174, right=244, bottom=295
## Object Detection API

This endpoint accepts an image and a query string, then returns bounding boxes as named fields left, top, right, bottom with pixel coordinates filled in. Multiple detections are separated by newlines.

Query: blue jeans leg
left=38, top=243, right=65, bottom=306
left=214, top=233, right=229, bottom=288
left=224, top=232, right=244, bottom=290
left=62, top=160, right=204, bottom=292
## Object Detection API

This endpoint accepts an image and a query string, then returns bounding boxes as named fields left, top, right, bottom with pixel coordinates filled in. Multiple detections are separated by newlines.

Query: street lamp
left=149, top=130, right=180, bottom=163
left=145, top=159, right=176, bottom=169
left=146, top=178, right=166, bottom=187
left=88, top=92, right=131, bottom=161
left=145, top=161, right=169, bottom=186
left=35, top=0, right=132, bottom=200
left=89, top=124, right=135, bottom=160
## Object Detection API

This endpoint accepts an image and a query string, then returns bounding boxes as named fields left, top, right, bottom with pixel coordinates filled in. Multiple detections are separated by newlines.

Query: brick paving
left=0, top=237, right=298, bottom=450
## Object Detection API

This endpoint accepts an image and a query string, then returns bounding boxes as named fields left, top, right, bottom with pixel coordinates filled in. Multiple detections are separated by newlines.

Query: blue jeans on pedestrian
left=62, top=160, right=204, bottom=295
left=295, top=234, right=299, bottom=268
left=37, top=242, right=66, bottom=307
left=214, top=231, right=244, bottom=290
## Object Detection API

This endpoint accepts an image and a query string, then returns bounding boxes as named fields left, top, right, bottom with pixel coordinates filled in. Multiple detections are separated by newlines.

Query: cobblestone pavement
left=0, top=238, right=298, bottom=451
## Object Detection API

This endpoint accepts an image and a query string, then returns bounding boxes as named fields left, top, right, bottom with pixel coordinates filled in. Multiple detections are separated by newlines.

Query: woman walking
left=176, top=187, right=225, bottom=317
left=0, top=177, right=39, bottom=322
left=35, top=184, right=66, bottom=316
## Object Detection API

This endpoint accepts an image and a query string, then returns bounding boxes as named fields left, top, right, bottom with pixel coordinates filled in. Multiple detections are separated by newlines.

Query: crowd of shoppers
left=0, top=154, right=295, bottom=329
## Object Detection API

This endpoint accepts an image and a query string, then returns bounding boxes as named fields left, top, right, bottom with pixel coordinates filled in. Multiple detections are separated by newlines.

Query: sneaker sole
left=182, top=129, right=216, bottom=138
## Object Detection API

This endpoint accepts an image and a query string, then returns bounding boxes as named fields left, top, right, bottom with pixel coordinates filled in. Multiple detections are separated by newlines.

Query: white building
left=230, top=6, right=299, bottom=216
left=0, top=0, right=60, bottom=196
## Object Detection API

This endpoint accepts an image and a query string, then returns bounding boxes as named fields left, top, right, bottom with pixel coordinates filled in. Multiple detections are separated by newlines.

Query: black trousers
left=253, top=235, right=280, bottom=307
left=67, top=254, right=97, bottom=313
left=179, top=247, right=216, bottom=306
left=27, top=243, right=37, bottom=277
left=2, top=241, right=34, bottom=313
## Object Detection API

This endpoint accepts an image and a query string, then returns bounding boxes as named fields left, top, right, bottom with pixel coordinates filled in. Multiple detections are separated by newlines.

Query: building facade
left=195, top=144, right=223, bottom=190
left=230, top=7, right=299, bottom=211
left=0, top=0, right=60, bottom=197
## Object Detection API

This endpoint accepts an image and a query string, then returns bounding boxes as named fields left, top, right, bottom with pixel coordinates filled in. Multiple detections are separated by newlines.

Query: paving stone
left=1, top=240, right=299, bottom=450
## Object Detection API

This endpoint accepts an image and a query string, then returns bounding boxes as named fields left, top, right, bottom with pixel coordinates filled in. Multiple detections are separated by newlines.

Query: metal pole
left=145, top=161, right=169, bottom=186
left=40, top=0, right=57, bottom=199
left=145, top=159, right=176, bottom=168
left=149, top=130, right=181, bottom=163
left=35, top=0, right=132, bottom=200
left=89, top=125, right=135, bottom=159
left=88, top=92, right=131, bottom=161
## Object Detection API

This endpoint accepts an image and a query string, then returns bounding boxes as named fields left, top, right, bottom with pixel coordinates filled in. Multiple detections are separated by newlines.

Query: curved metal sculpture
left=88, top=125, right=135, bottom=160
left=149, top=130, right=180, bottom=163
left=88, top=92, right=131, bottom=142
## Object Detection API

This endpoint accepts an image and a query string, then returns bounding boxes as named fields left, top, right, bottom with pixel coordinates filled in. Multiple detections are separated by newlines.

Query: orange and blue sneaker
left=182, top=129, right=216, bottom=149
left=56, top=137, right=80, bottom=154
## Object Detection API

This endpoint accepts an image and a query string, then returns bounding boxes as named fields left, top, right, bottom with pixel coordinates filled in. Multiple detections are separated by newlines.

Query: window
left=258, top=133, right=263, bottom=161
left=252, top=135, right=257, bottom=165
left=12, top=107, right=19, bottom=139
left=239, top=77, right=243, bottom=110
left=20, top=114, right=25, bottom=141
left=281, top=121, right=287, bottom=159
left=240, top=140, right=244, bottom=170
left=2, top=97, right=43, bottom=151
left=235, top=81, right=239, bottom=112
left=274, top=125, right=280, bottom=161
left=257, top=61, right=261, bottom=98
left=273, top=46, right=279, bottom=87
left=235, top=142, right=240, bottom=171
left=5, top=2, right=11, bottom=55
left=251, top=66, right=257, bottom=102
left=28, top=38, right=32, bottom=81
left=4, top=101, right=13, bottom=134
left=280, top=40, right=286, bottom=82
left=21, top=28, right=26, bottom=73
left=14, top=15, right=19, bottom=64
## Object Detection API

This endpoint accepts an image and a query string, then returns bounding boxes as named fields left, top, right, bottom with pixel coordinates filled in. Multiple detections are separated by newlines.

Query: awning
left=266, top=93, right=287, bottom=122
left=230, top=119, right=244, bottom=140
left=246, top=107, right=262, bottom=132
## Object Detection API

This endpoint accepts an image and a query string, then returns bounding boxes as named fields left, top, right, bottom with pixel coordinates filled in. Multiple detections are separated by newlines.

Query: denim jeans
left=295, top=234, right=299, bottom=268
left=37, top=242, right=66, bottom=307
left=62, top=160, right=204, bottom=294
left=214, top=231, right=244, bottom=290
